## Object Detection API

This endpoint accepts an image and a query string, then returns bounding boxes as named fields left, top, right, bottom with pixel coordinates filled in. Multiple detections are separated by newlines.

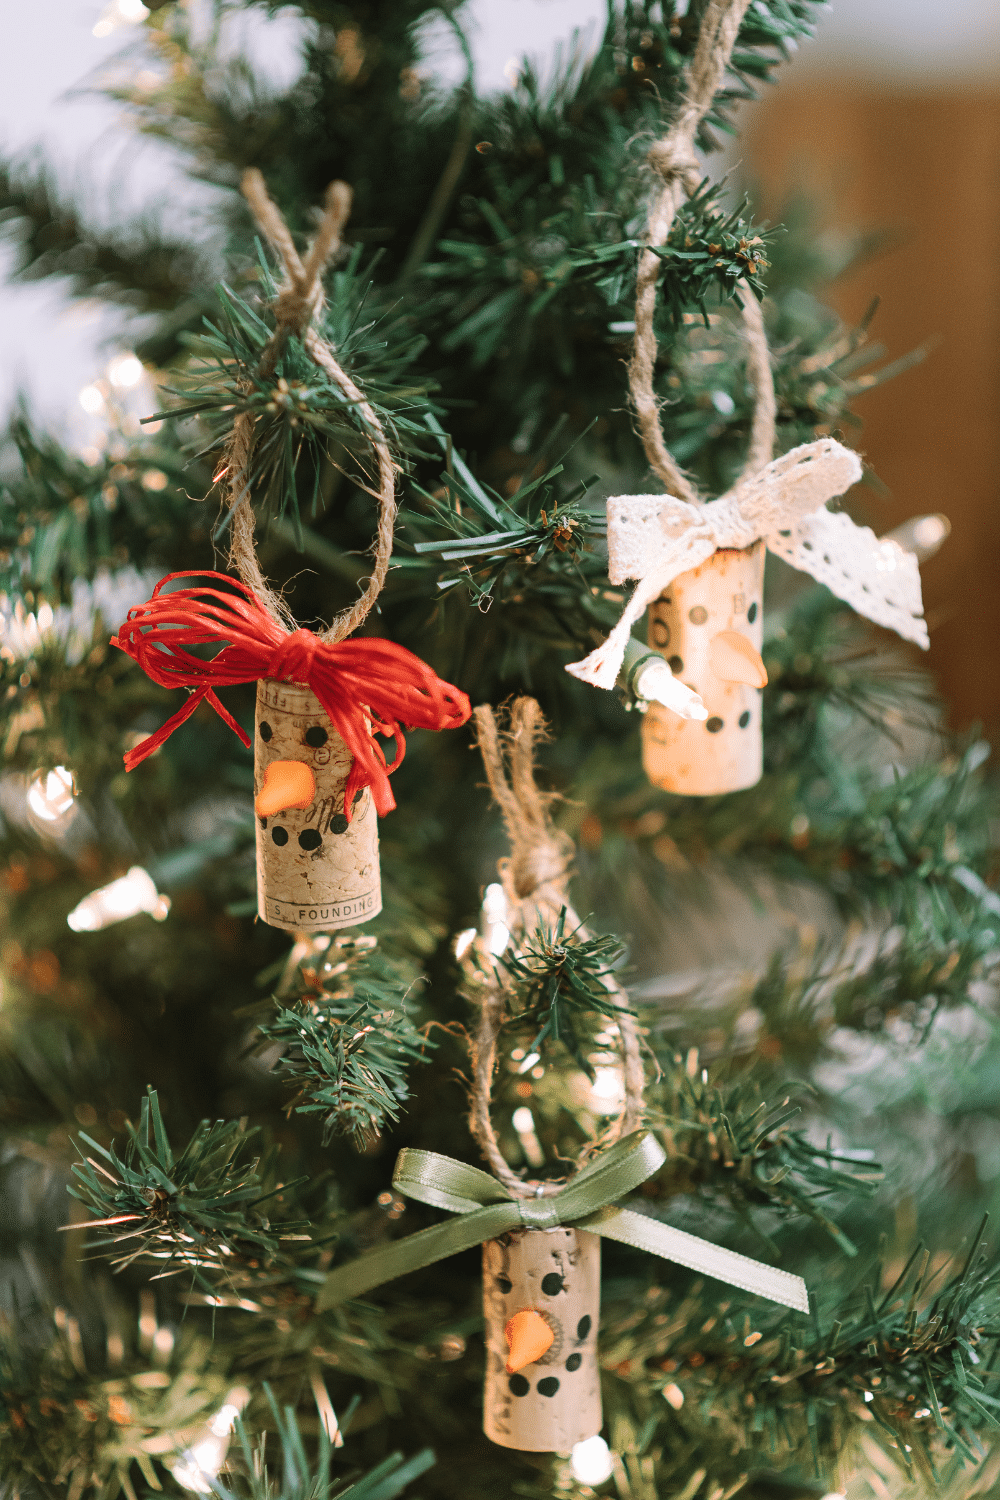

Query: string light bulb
left=67, top=866, right=170, bottom=932
left=108, top=354, right=144, bottom=389
left=570, top=1434, right=614, bottom=1484
left=27, top=767, right=77, bottom=826
left=481, top=881, right=510, bottom=956
left=620, top=638, right=707, bottom=720
left=170, top=1387, right=250, bottom=1494
left=883, top=513, right=951, bottom=563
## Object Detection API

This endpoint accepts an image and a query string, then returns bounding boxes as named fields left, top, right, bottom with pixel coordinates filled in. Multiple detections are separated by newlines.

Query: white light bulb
left=79, top=385, right=105, bottom=414
left=453, top=927, right=477, bottom=960
left=171, top=1389, right=249, bottom=1494
left=27, top=766, right=77, bottom=824
left=481, top=881, right=510, bottom=955
left=570, top=1434, right=614, bottom=1484
left=118, top=0, right=149, bottom=18
left=108, top=354, right=144, bottom=388
left=67, top=866, right=171, bottom=932
left=634, top=659, right=708, bottom=721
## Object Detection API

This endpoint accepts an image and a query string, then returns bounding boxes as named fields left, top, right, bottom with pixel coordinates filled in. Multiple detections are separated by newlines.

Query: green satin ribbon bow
left=317, top=1131, right=808, bottom=1313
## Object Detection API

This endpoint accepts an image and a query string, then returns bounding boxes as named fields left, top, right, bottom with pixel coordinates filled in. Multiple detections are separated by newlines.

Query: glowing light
left=591, top=1066, right=624, bottom=1100
left=142, top=470, right=169, bottom=491
left=119, top=0, right=149, bottom=19
left=67, top=866, right=171, bottom=932
left=517, top=1052, right=540, bottom=1074
left=454, top=927, right=476, bottom=960
left=108, top=354, right=144, bottom=388
left=79, top=385, right=104, bottom=414
left=27, top=767, right=77, bottom=824
left=884, top=512, right=951, bottom=563
left=171, top=1389, right=249, bottom=1494
left=482, top=881, right=510, bottom=956
left=570, top=1435, right=613, bottom=1485
left=634, top=658, right=708, bottom=721
left=511, top=1106, right=544, bottom=1168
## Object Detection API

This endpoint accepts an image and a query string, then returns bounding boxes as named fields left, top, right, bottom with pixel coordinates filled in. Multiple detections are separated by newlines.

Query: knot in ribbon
left=566, top=438, right=929, bottom=692
left=113, top=572, right=471, bottom=819
left=266, top=627, right=319, bottom=684
left=316, top=1130, right=808, bottom=1314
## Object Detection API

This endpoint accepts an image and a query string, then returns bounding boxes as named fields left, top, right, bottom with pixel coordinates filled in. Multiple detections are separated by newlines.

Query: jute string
left=224, top=169, right=398, bottom=642
left=468, top=699, right=644, bottom=1197
left=630, top=0, right=777, bottom=501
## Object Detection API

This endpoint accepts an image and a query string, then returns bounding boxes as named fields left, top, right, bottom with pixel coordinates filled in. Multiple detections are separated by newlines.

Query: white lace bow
left=566, top=438, right=928, bottom=691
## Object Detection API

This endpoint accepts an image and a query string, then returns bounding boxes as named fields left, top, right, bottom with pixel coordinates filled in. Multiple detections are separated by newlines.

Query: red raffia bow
left=113, top=572, right=471, bottom=818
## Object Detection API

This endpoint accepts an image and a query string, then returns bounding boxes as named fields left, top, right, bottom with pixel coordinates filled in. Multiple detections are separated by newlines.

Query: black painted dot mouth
left=565, top=1352, right=582, bottom=1372
left=536, top=1376, right=560, bottom=1397
left=259, top=722, right=272, bottom=742
left=330, top=813, right=349, bottom=835
left=668, top=655, right=684, bottom=674
left=271, top=825, right=288, bottom=846
left=739, top=710, right=751, bottom=728
left=706, top=716, right=724, bottom=733
left=298, top=828, right=322, bottom=851
left=747, top=602, right=758, bottom=623
left=576, top=1316, right=592, bottom=1340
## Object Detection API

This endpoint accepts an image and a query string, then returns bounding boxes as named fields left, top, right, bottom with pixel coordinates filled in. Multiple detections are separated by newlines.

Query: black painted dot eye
left=739, top=710, right=751, bottom=728
left=541, top=1273, right=564, bottom=1296
left=298, top=829, right=322, bottom=851
left=329, top=813, right=349, bottom=835
left=259, top=722, right=272, bottom=742
left=706, top=716, right=724, bottom=734
left=565, top=1353, right=582, bottom=1372
left=747, top=602, right=758, bottom=623
left=668, top=655, right=684, bottom=674
left=537, top=1377, right=560, bottom=1397
left=496, top=1276, right=512, bottom=1293
left=271, top=825, right=288, bottom=846
left=305, top=725, right=328, bottom=748
left=576, top=1316, right=592, bottom=1341
left=508, top=1374, right=530, bottom=1396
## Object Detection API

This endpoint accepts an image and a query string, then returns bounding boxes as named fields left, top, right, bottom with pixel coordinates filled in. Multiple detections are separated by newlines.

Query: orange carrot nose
left=708, top=630, right=768, bottom=688
left=505, top=1309, right=554, bottom=1373
left=254, top=760, right=317, bottom=817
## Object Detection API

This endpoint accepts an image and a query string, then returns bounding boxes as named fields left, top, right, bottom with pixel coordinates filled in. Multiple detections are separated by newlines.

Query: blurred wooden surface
left=743, top=81, right=1000, bottom=734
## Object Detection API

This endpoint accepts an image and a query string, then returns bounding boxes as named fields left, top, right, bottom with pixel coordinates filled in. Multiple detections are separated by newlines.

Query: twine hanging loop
left=224, top=170, right=398, bottom=644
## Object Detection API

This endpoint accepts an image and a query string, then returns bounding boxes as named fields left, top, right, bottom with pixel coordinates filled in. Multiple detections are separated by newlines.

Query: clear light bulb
left=883, top=512, right=951, bottom=563
left=633, top=657, right=708, bottom=721
left=27, top=767, right=77, bottom=824
left=171, top=1390, right=249, bottom=1494
left=570, top=1434, right=614, bottom=1484
left=108, top=353, right=144, bottom=388
left=67, top=866, right=171, bottom=932
left=481, top=881, right=510, bottom=956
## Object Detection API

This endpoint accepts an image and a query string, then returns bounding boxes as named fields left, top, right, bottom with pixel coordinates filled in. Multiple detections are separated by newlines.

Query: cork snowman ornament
left=568, top=437, right=931, bottom=796
left=483, top=1227, right=601, bottom=1451
left=316, top=700, right=810, bottom=1456
left=642, top=540, right=766, bottom=796
left=254, top=680, right=380, bottom=933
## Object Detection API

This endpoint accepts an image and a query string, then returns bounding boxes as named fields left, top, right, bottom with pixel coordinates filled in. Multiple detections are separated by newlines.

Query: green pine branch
left=257, top=937, right=434, bottom=1146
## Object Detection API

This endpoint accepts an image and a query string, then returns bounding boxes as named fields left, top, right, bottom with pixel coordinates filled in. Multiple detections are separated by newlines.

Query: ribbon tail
left=123, top=690, right=207, bottom=770
left=585, top=1206, right=809, bottom=1314
left=565, top=541, right=716, bottom=691
left=316, top=1202, right=519, bottom=1309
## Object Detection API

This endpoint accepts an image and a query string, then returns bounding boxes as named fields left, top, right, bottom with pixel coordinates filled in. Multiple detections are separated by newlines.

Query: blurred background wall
left=1, top=0, right=998, bottom=726
left=742, top=0, right=1000, bottom=733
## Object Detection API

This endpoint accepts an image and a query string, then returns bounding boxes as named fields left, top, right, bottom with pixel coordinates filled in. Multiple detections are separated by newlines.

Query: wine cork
left=255, top=679, right=381, bottom=933
left=483, top=1227, right=601, bottom=1452
left=641, top=541, right=765, bottom=796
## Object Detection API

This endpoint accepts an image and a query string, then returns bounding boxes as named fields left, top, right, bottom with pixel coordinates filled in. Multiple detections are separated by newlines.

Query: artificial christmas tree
left=2, top=3, right=999, bottom=1498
